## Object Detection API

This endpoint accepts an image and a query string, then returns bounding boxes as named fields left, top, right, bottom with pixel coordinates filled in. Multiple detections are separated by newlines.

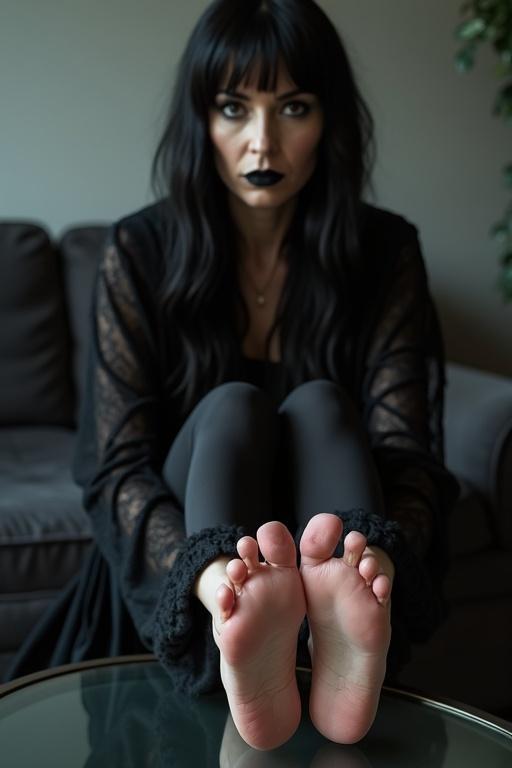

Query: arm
left=75, top=223, right=185, bottom=608
left=73, top=218, right=242, bottom=692
left=362, top=229, right=458, bottom=563
left=339, top=219, right=459, bottom=667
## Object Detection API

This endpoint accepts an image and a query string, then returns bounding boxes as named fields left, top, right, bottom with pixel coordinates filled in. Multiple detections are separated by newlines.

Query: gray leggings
left=162, top=380, right=385, bottom=538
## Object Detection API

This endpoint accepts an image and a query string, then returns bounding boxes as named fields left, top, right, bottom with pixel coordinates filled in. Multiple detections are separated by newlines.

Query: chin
left=240, top=188, right=295, bottom=208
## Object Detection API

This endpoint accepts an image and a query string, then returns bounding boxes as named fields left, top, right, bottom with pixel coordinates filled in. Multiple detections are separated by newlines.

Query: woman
left=8, top=0, right=458, bottom=751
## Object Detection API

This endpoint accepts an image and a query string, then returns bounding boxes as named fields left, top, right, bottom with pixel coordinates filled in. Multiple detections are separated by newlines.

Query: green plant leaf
left=455, top=1, right=512, bottom=301
left=455, top=17, right=487, bottom=40
left=455, top=47, right=476, bottom=71
left=484, top=24, right=499, bottom=41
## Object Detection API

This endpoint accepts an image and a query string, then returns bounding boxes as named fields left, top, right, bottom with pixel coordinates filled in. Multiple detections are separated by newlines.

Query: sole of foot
left=299, top=513, right=392, bottom=744
left=214, top=520, right=306, bottom=751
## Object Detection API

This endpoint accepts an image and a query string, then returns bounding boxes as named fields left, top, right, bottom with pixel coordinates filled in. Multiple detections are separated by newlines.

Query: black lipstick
left=244, top=170, right=284, bottom=187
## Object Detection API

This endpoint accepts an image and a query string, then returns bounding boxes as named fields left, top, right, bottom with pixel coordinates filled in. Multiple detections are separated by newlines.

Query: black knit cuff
left=152, top=524, right=247, bottom=695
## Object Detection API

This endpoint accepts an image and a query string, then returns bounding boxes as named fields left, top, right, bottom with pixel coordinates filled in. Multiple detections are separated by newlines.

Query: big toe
left=256, top=521, right=297, bottom=567
left=300, top=513, right=343, bottom=565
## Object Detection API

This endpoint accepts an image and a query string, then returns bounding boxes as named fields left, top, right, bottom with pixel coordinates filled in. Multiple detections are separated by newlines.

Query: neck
left=228, top=193, right=297, bottom=268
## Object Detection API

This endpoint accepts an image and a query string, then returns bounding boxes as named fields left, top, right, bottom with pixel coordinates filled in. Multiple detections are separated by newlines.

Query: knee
left=197, top=382, right=278, bottom=442
left=280, top=379, right=358, bottom=427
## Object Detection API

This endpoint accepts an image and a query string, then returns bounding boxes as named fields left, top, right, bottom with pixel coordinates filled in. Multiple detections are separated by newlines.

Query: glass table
left=1, top=655, right=511, bottom=767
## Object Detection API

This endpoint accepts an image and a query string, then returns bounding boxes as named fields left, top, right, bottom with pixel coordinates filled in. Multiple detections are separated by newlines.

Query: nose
left=248, top=110, right=276, bottom=157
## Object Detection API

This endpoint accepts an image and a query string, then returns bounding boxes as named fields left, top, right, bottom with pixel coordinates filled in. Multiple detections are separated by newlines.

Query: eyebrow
left=216, top=88, right=307, bottom=101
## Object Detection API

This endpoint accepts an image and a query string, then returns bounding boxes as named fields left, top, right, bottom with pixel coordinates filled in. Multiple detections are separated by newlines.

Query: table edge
left=382, top=685, right=512, bottom=740
left=0, top=654, right=156, bottom=697
left=1, top=656, right=511, bottom=738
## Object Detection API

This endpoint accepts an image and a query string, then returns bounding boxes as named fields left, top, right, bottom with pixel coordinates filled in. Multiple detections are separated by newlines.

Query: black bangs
left=199, top=1, right=324, bottom=101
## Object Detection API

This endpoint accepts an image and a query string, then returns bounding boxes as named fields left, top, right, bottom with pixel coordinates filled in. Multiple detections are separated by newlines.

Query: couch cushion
left=0, top=427, right=91, bottom=599
left=59, top=225, right=109, bottom=419
left=0, top=222, right=74, bottom=426
left=445, top=362, right=512, bottom=549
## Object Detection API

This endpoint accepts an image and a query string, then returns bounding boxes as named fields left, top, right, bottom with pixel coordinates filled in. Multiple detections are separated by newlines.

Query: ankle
left=193, top=556, right=231, bottom=616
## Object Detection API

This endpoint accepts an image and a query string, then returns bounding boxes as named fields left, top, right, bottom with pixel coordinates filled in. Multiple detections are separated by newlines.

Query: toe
left=358, top=553, right=380, bottom=586
left=237, top=536, right=260, bottom=572
left=342, top=531, right=367, bottom=568
left=226, top=558, right=248, bottom=595
left=216, top=582, right=235, bottom=623
left=372, top=573, right=392, bottom=606
left=256, top=521, right=297, bottom=568
left=300, top=513, right=343, bottom=565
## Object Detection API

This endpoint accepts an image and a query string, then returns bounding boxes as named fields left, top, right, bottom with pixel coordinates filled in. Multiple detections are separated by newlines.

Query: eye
left=282, top=101, right=311, bottom=117
left=217, top=101, right=245, bottom=119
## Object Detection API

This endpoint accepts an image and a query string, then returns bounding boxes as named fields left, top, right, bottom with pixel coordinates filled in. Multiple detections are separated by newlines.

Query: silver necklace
left=240, top=256, right=282, bottom=308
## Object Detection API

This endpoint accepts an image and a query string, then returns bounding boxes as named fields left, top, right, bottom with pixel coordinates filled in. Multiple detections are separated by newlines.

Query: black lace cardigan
left=72, top=199, right=459, bottom=694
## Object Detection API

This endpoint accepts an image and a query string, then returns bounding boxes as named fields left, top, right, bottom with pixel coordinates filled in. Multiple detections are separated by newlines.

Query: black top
left=11, top=200, right=458, bottom=691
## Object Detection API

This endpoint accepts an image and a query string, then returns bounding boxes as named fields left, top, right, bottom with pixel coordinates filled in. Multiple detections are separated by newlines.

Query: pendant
left=256, top=294, right=266, bottom=307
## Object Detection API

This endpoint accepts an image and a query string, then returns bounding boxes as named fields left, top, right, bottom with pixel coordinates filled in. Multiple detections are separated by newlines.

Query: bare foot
left=299, top=513, right=392, bottom=744
left=213, top=521, right=306, bottom=751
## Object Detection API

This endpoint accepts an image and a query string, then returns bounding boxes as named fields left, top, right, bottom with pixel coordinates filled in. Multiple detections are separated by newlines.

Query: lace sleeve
left=331, top=222, right=459, bottom=665
left=361, top=228, right=459, bottom=562
left=74, top=223, right=186, bottom=611
left=73, top=220, right=242, bottom=693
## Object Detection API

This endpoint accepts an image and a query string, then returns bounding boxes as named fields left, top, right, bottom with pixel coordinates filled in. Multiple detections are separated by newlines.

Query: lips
left=244, top=170, right=285, bottom=187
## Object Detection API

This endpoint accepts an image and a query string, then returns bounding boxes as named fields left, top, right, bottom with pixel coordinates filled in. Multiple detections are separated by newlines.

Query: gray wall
left=1, top=0, right=510, bottom=376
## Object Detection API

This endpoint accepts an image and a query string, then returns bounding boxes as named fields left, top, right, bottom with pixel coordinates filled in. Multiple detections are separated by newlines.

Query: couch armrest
left=444, top=362, right=512, bottom=548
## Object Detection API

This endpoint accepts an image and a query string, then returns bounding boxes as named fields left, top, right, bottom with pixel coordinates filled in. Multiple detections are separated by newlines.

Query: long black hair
left=152, top=0, right=375, bottom=416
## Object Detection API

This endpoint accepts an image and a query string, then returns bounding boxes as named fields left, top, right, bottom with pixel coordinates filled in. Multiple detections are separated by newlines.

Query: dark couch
left=1, top=220, right=511, bottom=719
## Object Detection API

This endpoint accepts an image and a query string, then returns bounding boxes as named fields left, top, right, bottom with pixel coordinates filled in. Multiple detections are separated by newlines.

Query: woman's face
left=209, top=63, right=323, bottom=212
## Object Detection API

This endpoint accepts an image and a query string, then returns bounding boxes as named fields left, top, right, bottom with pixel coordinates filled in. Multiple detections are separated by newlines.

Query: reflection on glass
left=78, top=664, right=449, bottom=767
left=219, top=712, right=373, bottom=767
left=4, top=661, right=512, bottom=767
